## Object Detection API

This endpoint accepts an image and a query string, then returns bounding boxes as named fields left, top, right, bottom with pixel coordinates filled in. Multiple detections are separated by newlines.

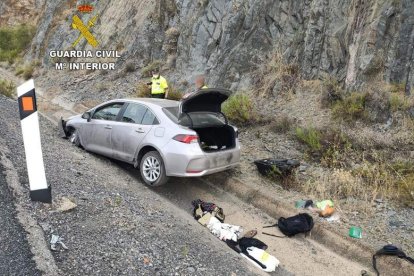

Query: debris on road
left=192, top=199, right=225, bottom=222
left=373, top=245, right=414, bottom=275
left=241, top=246, right=280, bottom=272
left=325, top=213, right=340, bottom=223
left=191, top=199, right=279, bottom=271
left=263, top=213, right=314, bottom=237
left=207, top=216, right=243, bottom=242
left=349, top=226, right=363, bottom=239
left=254, top=159, right=300, bottom=177
left=227, top=238, right=279, bottom=272
left=55, top=197, right=77, bottom=212
left=50, top=234, right=68, bottom=251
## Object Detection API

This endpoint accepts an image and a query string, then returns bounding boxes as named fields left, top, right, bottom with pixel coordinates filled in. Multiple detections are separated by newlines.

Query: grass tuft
left=332, top=92, right=367, bottom=122
left=140, top=60, right=162, bottom=77
left=0, top=79, right=16, bottom=98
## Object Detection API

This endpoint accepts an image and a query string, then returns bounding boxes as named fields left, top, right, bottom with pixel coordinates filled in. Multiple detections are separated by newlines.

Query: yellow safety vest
left=151, top=76, right=168, bottom=94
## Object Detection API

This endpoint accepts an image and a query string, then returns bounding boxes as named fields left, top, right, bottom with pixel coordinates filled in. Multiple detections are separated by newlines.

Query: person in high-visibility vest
left=147, top=69, right=169, bottom=98
left=182, top=75, right=208, bottom=99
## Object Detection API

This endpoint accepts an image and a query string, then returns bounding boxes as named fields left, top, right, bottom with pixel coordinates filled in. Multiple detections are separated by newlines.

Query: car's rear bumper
left=162, top=140, right=241, bottom=177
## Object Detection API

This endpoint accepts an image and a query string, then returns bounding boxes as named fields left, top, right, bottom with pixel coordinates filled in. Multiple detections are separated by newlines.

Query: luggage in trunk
left=179, top=88, right=236, bottom=152
left=195, top=125, right=236, bottom=152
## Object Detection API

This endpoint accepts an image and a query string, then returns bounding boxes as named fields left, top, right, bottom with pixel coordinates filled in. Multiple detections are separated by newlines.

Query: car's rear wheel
left=140, top=151, right=169, bottom=186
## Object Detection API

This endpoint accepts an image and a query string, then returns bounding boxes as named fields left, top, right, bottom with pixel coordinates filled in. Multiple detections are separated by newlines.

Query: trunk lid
left=180, top=88, right=231, bottom=114
left=179, top=88, right=231, bottom=127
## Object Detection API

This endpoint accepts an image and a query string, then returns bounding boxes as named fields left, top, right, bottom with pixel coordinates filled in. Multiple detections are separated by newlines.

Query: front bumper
left=58, top=117, right=69, bottom=138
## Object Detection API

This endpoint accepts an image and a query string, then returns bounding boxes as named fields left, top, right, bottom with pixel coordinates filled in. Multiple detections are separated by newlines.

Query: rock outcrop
left=3, top=0, right=414, bottom=95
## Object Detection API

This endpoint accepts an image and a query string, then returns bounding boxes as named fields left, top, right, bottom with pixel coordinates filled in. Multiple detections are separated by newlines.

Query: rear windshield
left=163, top=106, right=225, bottom=127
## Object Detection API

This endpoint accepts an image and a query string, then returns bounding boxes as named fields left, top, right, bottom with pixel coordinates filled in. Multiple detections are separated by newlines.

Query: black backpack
left=263, top=213, right=314, bottom=237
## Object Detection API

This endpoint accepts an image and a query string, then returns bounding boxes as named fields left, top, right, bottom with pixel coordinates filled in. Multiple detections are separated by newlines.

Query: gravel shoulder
left=0, top=94, right=261, bottom=275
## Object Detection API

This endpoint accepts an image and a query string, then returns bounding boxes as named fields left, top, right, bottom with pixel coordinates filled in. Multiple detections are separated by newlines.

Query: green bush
left=389, top=93, right=413, bottom=112
left=222, top=94, right=257, bottom=125
left=0, top=25, right=36, bottom=63
left=295, top=127, right=322, bottom=152
left=332, top=92, right=367, bottom=121
left=0, top=79, right=16, bottom=98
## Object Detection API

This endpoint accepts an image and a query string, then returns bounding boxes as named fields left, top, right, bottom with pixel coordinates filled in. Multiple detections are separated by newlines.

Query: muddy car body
left=61, top=88, right=240, bottom=186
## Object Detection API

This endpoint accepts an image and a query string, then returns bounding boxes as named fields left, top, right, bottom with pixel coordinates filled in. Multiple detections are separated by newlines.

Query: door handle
left=104, top=125, right=112, bottom=129
left=135, top=129, right=145, bottom=133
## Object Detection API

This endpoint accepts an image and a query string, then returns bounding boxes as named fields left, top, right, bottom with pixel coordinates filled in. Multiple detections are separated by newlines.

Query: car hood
left=67, top=114, right=82, bottom=121
left=180, top=88, right=231, bottom=114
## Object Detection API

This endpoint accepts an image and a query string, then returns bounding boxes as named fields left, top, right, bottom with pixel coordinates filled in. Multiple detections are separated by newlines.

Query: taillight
left=173, top=134, right=199, bottom=144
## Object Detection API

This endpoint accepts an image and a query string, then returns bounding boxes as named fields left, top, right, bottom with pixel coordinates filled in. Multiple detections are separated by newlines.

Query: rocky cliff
left=3, top=0, right=414, bottom=95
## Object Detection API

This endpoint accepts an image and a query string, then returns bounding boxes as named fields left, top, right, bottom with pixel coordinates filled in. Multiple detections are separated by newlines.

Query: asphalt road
left=0, top=165, right=40, bottom=276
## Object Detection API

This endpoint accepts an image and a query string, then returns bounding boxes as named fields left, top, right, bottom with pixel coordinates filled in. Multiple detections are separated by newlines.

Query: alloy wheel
left=142, top=156, right=161, bottom=182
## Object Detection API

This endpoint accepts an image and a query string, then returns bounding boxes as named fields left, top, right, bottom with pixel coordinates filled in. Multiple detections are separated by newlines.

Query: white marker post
left=17, top=79, right=51, bottom=203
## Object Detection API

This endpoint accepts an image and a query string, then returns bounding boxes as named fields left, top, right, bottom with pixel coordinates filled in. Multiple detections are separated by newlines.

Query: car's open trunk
left=193, top=125, right=236, bottom=152
left=178, top=88, right=236, bottom=152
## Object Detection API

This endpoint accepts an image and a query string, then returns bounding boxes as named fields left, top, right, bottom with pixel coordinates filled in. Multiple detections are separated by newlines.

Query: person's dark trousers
left=151, top=93, right=165, bottom=99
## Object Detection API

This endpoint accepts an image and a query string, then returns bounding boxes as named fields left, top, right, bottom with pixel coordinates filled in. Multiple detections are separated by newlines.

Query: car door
left=111, top=103, right=158, bottom=163
left=83, top=102, right=124, bottom=157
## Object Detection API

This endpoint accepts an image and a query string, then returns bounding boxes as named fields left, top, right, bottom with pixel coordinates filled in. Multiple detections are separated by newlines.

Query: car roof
left=123, top=98, right=179, bottom=108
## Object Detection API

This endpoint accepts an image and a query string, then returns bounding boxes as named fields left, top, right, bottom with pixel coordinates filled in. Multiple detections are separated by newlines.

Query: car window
left=141, top=109, right=159, bottom=125
left=121, top=103, right=147, bottom=124
left=92, top=103, right=123, bottom=121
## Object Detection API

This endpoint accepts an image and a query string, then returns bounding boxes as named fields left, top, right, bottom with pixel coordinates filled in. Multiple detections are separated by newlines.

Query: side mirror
left=82, top=111, right=91, bottom=122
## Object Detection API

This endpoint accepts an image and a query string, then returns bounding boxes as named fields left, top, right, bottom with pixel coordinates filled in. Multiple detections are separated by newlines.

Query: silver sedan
left=60, top=88, right=241, bottom=186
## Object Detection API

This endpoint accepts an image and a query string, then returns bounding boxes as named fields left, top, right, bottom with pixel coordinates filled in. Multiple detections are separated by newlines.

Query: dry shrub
left=302, top=159, right=414, bottom=206
left=140, top=60, right=162, bottom=77
left=320, top=76, right=344, bottom=107
left=332, top=91, right=368, bottom=122
left=269, top=115, right=293, bottom=133
left=295, top=126, right=352, bottom=167
left=166, top=84, right=182, bottom=100
left=164, top=27, right=180, bottom=54
left=15, top=63, right=34, bottom=80
left=124, top=61, right=136, bottom=73
left=0, top=79, right=15, bottom=98
left=135, top=82, right=151, bottom=97
left=254, top=50, right=301, bottom=97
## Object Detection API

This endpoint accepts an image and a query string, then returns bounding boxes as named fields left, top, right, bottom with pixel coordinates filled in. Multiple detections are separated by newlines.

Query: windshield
left=163, top=106, right=226, bottom=127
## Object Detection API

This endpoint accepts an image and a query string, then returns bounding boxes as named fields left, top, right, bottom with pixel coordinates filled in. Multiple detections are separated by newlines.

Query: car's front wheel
left=140, top=151, right=169, bottom=186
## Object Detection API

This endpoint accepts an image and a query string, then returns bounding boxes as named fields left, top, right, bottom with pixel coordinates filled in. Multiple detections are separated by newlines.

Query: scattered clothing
left=192, top=199, right=225, bottom=222
left=207, top=216, right=242, bottom=242
left=242, top=229, right=258, bottom=239
left=241, top=247, right=280, bottom=272
left=238, top=237, right=267, bottom=251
